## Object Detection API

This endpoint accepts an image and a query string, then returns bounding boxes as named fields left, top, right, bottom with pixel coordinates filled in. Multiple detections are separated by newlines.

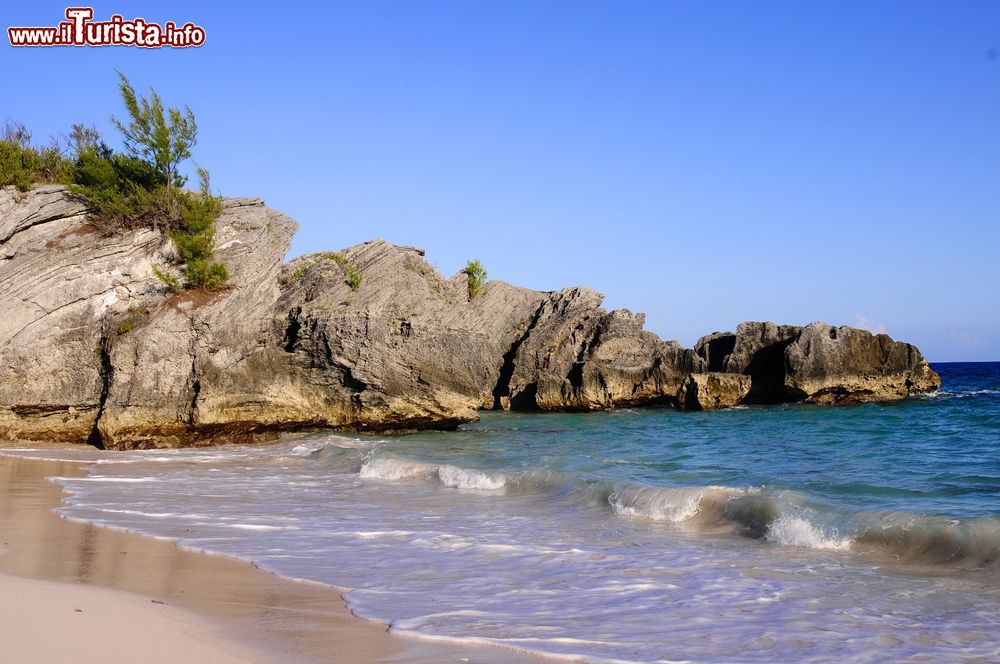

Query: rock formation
left=783, top=322, right=940, bottom=404
left=0, top=185, right=299, bottom=447
left=498, top=288, right=703, bottom=411
left=0, top=186, right=941, bottom=448
left=677, top=373, right=752, bottom=411
left=272, top=240, right=546, bottom=431
left=693, top=321, right=939, bottom=407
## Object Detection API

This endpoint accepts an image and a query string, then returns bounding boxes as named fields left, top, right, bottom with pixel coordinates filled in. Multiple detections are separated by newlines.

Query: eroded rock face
left=692, top=321, right=940, bottom=407
left=273, top=247, right=704, bottom=419
left=677, top=373, right=752, bottom=411
left=1, top=187, right=705, bottom=448
left=694, top=332, right=736, bottom=373
left=501, top=289, right=704, bottom=410
left=0, top=186, right=170, bottom=443
left=0, top=187, right=942, bottom=448
left=0, top=187, right=302, bottom=448
left=783, top=322, right=940, bottom=404
left=96, top=197, right=300, bottom=448
left=269, top=240, right=547, bottom=431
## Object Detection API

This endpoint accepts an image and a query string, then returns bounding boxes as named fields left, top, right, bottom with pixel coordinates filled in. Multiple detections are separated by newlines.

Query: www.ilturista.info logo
left=8, top=7, right=205, bottom=48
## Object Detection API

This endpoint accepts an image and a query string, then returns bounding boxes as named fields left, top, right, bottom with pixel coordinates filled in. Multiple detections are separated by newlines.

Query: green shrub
left=462, top=259, right=487, bottom=298
left=6, top=77, right=227, bottom=292
left=0, top=141, right=36, bottom=191
left=152, top=266, right=181, bottom=293
left=323, top=252, right=361, bottom=289
left=0, top=137, right=73, bottom=191
left=183, top=258, right=228, bottom=290
left=116, top=320, right=134, bottom=335
left=169, top=172, right=226, bottom=290
left=71, top=150, right=176, bottom=234
left=344, top=265, right=362, bottom=290
left=72, top=146, right=118, bottom=189
left=33, top=146, right=73, bottom=185
left=284, top=263, right=313, bottom=284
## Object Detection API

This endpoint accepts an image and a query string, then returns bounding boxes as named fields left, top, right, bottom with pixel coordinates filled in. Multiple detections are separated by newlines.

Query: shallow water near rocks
left=6, top=362, right=1000, bottom=663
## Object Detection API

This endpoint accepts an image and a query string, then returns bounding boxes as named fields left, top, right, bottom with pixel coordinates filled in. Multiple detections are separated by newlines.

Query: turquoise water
left=7, top=362, right=1000, bottom=662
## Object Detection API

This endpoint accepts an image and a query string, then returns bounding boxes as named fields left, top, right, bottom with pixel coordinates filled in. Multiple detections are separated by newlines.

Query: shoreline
left=0, top=450, right=547, bottom=664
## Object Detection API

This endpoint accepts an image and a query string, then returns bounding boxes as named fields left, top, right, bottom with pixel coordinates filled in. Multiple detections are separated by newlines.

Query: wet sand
left=0, top=451, right=547, bottom=663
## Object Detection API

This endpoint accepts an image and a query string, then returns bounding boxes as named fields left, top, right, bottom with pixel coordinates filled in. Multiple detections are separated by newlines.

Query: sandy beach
left=0, top=451, right=543, bottom=664
left=0, top=572, right=264, bottom=664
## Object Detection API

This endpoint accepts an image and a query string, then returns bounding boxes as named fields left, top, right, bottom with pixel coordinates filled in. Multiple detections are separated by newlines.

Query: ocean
left=6, top=362, right=999, bottom=663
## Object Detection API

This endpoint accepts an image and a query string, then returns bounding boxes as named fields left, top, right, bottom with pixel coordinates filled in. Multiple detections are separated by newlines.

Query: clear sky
left=4, top=1, right=999, bottom=361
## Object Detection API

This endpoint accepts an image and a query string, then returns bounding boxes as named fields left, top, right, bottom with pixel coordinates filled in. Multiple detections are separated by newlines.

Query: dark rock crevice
left=86, top=324, right=115, bottom=450
left=492, top=300, right=546, bottom=410
left=695, top=332, right=736, bottom=373
left=188, top=378, right=201, bottom=425
left=743, top=336, right=799, bottom=404
left=282, top=307, right=303, bottom=352
left=338, top=365, right=368, bottom=393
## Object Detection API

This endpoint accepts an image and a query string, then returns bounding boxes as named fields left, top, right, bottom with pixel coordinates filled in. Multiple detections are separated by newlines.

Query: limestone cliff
left=0, top=186, right=941, bottom=448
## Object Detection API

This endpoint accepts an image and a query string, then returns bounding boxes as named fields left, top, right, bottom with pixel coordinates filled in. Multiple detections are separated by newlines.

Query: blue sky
left=4, top=1, right=999, bottom=361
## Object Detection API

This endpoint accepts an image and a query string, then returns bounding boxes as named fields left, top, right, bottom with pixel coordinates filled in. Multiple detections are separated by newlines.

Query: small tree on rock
left=111, top=71, right=196, bottom=190
left=462, top=259, right=488, bottom=298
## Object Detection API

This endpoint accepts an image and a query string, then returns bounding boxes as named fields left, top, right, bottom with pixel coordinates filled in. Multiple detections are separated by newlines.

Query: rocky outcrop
left=0, top=186, right=942, bottom=448
left=1, top=186, right=707, bottom=448
left=692, top=321, right=940, bottom=407
left=499, top=288, right=704, bottom=411
left=783, top=322, right=940, bottom=404
left=677, top=373, right=752, bottom=411
left=0, top=185, right=168, bottom=443
left=724, top=322, right=803, bottom=403
left=0, top=186, right=301, bottom=448
left=272, top=245, right=706, bottom=419
left=95, top=197, right=299, bottom=448
left=269, top=240, right=547, bottom=431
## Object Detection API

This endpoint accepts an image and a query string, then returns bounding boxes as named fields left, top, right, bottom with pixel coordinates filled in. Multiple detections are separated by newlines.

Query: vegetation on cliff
left=462, top=259, right=487, bottom=298
left=326, top=252, right=363, bottom=290
left=0, top=120, right=72, bottom=190
left=281, top=252, right=363, bottom=290
left=0, top=74, right=227, bottom=291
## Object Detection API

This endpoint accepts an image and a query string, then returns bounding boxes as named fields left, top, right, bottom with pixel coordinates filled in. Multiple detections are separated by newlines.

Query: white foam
left=608, top=485, right=744, bottom=522
left=54, top=475, right=158, bottom=483
left=317, top=435, right=373, bottom=449
left=953, top=389, right=1000, bottom=398
left=436, top=464, right=506, bottom=490
left=359, top=457, right=506, bottom=490
left=227, top=523, right=298, bottom=532
left=351, top=530, right=417, bottom=539
left=93, top=508, right=183, bottom=519
left=921, top=388, right=1000, bottom=400
left=765, top=515, right=851, bottom=550
left=290, top=443, right=327, bottom=456
left=359, top=457, right=434, bottom=480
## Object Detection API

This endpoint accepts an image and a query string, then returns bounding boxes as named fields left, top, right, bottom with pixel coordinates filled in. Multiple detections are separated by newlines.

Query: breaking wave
left=359, top=456, right=507, bottom=491
left=608, top=484, right=750, bottom=523
left=856, top=515, right=1000, bottom=567
left=348, top=447, right=1000, bottom=567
